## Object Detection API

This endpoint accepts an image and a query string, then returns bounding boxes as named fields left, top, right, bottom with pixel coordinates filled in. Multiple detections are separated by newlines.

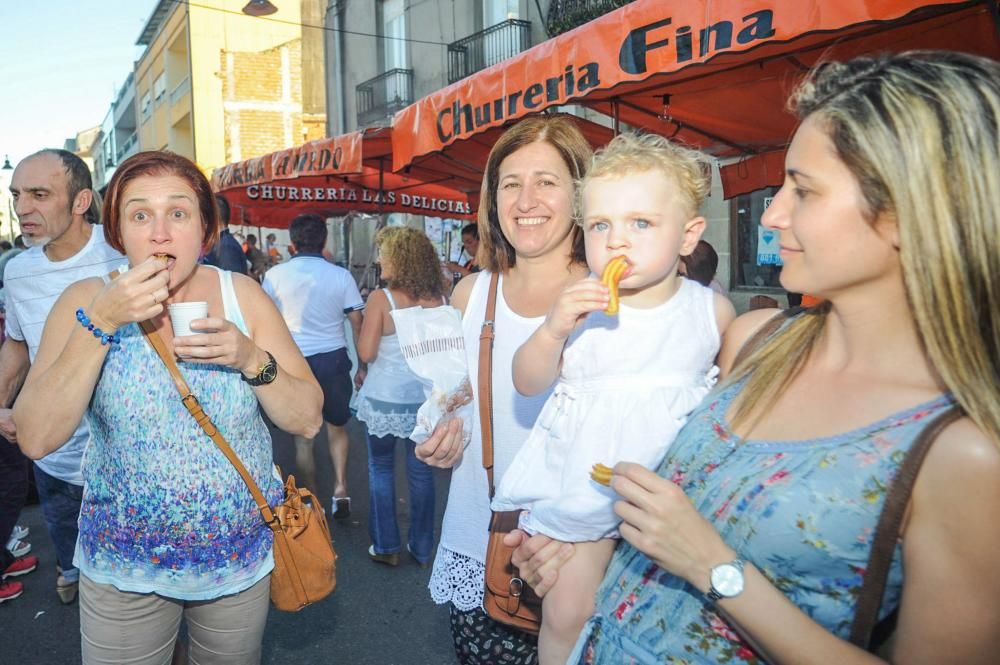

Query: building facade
left=133, top=0, right=326, bottom=174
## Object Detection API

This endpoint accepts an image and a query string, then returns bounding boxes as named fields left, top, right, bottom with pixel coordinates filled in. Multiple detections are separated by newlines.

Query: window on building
left=141, top=92, right=152, bottom=120
left=153, top=72, right=167, bottom=102
left=484, top=0, right=519, bottom=26
left=731, top=186, right=783, bottom=290
left=380, top=0, right=407, bottom=71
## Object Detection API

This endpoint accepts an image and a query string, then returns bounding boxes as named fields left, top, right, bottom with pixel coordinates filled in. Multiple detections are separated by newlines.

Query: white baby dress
left=492, top=278, right=721, bottom=541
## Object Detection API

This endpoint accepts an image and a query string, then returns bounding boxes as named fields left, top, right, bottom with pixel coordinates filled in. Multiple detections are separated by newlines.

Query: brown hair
left=477, top=115, right=592, bottom=273
left=375, top=226, right=447, bottom=300
left=102, top=151, right=219, bottom=254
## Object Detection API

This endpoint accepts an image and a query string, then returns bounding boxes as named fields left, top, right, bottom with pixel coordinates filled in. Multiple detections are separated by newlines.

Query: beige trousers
left=80, top=574, right=270, bottom=665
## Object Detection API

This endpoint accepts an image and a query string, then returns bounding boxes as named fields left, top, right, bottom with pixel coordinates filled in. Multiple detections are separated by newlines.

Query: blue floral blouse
left=75, top=320, right=282, bottom=601
left=570, top=381, right=954, bottom=664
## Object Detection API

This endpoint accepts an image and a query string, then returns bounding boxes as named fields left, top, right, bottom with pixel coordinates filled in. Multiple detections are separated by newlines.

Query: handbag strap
left=137, top=319, right=282, bottom=533
left=478, top=272, right=500, bottom=498
left=848, top=404, right=963, bottom=648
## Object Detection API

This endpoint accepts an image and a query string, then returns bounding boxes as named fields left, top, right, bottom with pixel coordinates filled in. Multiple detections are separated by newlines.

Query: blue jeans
left=33, top=465, right=83, bottom=582
left=366, top=433, right=435, bottom=563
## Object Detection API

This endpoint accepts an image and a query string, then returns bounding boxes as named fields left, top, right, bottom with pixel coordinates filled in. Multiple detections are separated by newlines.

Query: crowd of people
left=0, top=49, right=998, bottom=665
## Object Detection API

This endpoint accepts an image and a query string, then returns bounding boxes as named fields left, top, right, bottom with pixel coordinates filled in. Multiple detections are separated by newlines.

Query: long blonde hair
left=726, top=51, right=1000, bottom=446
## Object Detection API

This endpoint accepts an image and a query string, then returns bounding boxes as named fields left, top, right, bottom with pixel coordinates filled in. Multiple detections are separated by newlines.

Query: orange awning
left=212, top=128, right=476, bottom=227
left=392, top=0, right=999, bottom=196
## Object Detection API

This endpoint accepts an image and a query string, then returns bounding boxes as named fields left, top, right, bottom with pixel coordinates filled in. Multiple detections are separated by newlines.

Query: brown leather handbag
left=139, top=319, right=337, bottom=612
left=478, top=272, right=543, bottom=634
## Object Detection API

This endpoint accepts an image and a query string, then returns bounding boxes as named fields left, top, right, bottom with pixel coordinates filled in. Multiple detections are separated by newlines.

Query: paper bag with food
left=390, top=305, right=473, bottom=446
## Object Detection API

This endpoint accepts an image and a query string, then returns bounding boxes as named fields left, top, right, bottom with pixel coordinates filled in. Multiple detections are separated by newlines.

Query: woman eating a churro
left=491, top=132, right=735, bottom=664
left=14, top=151, right=322, bottom=663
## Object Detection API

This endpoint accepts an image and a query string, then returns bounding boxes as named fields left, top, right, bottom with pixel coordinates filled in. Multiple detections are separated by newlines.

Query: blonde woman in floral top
left=509, top=51, right=1000, bottom=664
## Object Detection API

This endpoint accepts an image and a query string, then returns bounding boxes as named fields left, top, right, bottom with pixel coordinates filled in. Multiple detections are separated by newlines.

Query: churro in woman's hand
left=601, top=256, right=629, bottom=315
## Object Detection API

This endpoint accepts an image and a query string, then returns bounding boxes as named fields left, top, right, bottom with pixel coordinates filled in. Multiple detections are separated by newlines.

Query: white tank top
left=428, top=271, right=554, bottom=611
left=357, top=289, right=425, bottom=404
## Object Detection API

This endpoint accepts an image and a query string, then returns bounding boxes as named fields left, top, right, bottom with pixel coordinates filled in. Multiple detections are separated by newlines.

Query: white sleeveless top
left=428, top=271, right=554, bottom=611
left=355, top=289, right=432, bottom=438
left=492, top=278, right=720, bottom=540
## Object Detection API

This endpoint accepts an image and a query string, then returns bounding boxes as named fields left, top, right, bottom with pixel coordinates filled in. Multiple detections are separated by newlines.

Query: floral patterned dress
left=569, top=381, right=954, bottom=664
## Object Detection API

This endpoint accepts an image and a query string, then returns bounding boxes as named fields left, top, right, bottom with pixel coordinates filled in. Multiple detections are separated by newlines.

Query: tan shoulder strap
left=137, top=318, right=280, bottom=533
left=478, top=272, right=500, bottom=498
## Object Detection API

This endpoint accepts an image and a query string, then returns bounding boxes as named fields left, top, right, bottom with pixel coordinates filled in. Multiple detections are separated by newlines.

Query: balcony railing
left=170, top=77, right=191, bottom=106
left=356, top=68, right=413, bottom=127
left=546, top=0, right=634, bottom=36
left=447, top=19, right=532, bottom=84
left=115, top=133, right=138, bottom=162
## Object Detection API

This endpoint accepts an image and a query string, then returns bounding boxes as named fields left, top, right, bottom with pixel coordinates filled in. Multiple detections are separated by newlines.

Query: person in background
left=511, top=51, right=1000, bottom=664
left=244, top=234, right=269, bottom=282
left=201, top=194, right=248, bottom=275
left=14, top=150, right=322, bottom=663
left=356, top=226, right=448, bottom=569
left=0, top=236, right=26, bottom=289
left=680, top=239, right=729, bottom=298
left=262, top=213, right=364, bottom=520
left=444, top=223, right=480, bottom=279
left=265, top=232, right=283, bottom=265
left=1, top=149, right=124, bottom=606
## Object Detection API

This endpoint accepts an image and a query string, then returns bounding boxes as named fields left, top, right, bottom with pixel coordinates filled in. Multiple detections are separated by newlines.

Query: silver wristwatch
left=705, top=558, right=745, bottom=604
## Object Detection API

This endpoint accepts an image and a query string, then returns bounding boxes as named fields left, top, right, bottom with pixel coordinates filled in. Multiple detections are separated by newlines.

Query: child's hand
left=541, top=277, right=609, bottom=341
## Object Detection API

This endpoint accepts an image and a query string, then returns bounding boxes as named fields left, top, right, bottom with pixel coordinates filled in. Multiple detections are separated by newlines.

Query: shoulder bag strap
left=849, top=405, right=963, bottom=648
left=479, top=272, right=500, bottom=498
left=137, top=319, right=281, bottom=533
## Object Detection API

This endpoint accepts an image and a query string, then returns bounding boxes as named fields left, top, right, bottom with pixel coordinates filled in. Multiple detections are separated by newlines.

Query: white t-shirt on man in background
left=261, top=254, right=363, bottom=357
left=4, top=226, right=124, bottom=484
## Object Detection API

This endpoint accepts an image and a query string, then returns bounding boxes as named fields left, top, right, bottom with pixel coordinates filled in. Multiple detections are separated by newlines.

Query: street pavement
left=3, top=418, right=458, bottom=664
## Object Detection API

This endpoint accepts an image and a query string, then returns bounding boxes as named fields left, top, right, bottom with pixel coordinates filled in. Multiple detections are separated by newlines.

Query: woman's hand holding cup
left=87, top=256, right=170, bottom=332
left=172, top=316, right=265, bottom=376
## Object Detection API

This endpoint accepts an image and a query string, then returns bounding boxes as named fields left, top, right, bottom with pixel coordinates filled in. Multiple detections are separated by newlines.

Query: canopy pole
left=987, top=0, right=1000, bottom=40
left=378, top=157, right=386, bottom=217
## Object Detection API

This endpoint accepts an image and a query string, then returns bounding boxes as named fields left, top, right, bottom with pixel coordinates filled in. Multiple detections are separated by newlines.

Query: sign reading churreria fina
left=390, top=0, right=967, bottom=171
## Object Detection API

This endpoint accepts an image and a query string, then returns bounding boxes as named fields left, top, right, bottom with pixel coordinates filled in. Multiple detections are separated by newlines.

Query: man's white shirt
left=262, top=255, right=363, bottom=357
left=5, top=226, right=124, bottom=484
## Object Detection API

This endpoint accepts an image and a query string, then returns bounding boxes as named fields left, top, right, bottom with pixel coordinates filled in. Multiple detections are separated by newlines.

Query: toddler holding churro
left=492, top=132, right=735, bottom=665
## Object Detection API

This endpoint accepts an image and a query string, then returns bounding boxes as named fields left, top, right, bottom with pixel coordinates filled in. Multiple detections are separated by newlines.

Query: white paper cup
left=168, top=301, right=209, bottom=337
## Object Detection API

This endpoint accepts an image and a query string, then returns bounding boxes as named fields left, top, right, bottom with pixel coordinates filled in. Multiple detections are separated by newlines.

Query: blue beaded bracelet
left=75, top=308, right=121, bottom=346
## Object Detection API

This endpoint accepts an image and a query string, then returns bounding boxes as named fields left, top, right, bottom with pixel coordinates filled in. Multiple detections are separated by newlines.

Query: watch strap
left=242, top=351, right=277, bottom=386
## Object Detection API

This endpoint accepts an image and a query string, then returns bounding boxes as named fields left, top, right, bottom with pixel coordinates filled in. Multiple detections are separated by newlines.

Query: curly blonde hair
left=375, top=226, right=448, bottom=300
left=578, top=132, right=712, bottom=221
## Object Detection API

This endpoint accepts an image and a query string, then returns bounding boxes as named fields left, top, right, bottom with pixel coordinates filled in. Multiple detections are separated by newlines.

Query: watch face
left=710, top=563, right=745, bottom=597
left=260, top=362, right=277, bottom=384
